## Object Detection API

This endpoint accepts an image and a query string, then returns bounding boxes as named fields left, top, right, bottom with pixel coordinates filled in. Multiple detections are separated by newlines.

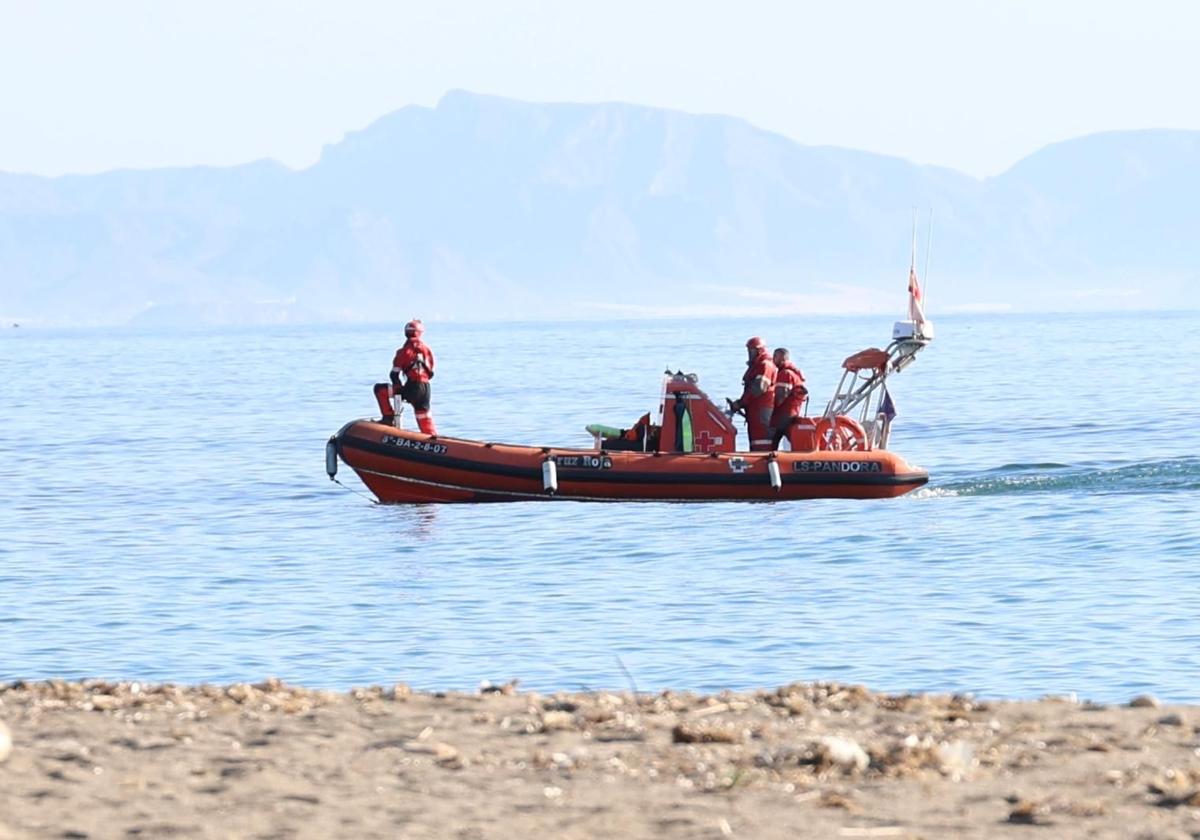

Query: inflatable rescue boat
left=327, top=315, right=935, bottom=504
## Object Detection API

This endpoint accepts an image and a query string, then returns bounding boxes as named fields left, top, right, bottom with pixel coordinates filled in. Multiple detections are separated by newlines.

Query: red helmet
left=404, top=319, right=424, bottom=338
left=746, top=336, right=765, bottom=351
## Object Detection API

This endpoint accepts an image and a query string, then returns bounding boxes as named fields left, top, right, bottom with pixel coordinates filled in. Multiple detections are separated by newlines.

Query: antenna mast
left=910, top=209, right=917, bottom=271
left=922, top=208, right=934, bottom=309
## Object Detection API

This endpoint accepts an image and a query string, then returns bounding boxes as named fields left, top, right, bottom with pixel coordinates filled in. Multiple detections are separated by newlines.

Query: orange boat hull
left=331, top=421, right=928, bottom=503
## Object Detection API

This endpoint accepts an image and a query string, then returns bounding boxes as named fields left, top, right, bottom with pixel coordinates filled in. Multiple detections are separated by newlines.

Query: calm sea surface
left=2, top=312, right=1198, bottom=702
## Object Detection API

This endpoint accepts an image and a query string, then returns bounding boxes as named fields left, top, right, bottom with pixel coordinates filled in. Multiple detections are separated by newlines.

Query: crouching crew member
left=391, top=319, right=438, bottom=435
left=728, top=336, right=778, bottom=451
left=770, top=347, right=808, bottom=449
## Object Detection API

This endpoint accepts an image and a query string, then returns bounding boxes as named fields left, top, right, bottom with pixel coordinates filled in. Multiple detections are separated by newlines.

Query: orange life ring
left=814, top=415, right=868, bottom=451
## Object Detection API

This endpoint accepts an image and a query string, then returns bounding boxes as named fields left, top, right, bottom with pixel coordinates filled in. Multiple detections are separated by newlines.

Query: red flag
left=908, top=266, right=926, bottom=323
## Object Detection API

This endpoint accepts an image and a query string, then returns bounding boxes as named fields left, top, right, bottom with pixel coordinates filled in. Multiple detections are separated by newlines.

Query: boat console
left=590, top=371, right=737, bottom=454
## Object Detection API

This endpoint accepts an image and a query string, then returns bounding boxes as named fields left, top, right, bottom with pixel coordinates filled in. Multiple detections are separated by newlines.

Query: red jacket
left=740, top=350, right=778, bottom=411
left=392, top=338, right=435, bottom=384
left=773, top=361, right=807, bottom=414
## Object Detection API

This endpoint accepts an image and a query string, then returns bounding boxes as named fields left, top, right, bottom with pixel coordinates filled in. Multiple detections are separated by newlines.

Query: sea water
left=1, top=311, right=1198, bottom=702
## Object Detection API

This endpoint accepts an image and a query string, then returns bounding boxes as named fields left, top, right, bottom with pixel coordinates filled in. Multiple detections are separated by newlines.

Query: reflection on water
left=398, top=506, right=443, bottom=542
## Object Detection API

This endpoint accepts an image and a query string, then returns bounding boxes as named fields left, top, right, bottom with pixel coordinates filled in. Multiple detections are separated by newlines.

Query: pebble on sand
left=818, top=735, right=870, bottom=772
left=1129, top=695, right=1161, bottom=709
left=540, top=710, right=576, bottom=732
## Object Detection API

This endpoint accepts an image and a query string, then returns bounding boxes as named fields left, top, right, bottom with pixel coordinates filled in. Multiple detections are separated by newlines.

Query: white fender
left=542, top=458, right=558, bottom=494
left=767, top=458, right=782, bottom=490
left=325, top=438, right=338, bottom=480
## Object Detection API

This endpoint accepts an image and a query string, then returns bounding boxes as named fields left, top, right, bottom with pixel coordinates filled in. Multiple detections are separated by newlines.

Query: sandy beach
left=2, top=679, right=1199, bottom=839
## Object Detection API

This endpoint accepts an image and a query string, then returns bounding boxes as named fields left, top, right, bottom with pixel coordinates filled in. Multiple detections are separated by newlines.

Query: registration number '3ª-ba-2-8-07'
left=382, top=436, right=449, bottom=455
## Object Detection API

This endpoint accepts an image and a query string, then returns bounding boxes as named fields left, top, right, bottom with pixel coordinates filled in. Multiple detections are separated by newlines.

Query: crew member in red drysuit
left=769, top=347, right=808, bottom=449
left=728, top=336, right=777, bottom=451
left=390, top=319, right=437, bottom=435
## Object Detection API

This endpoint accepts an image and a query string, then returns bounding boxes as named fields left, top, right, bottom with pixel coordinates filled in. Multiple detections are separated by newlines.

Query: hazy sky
left=2, top=0, right=1197, bottom=178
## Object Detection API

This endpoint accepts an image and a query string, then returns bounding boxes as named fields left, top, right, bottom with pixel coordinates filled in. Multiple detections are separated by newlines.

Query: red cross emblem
left=695, top=430, right=724, bottom=453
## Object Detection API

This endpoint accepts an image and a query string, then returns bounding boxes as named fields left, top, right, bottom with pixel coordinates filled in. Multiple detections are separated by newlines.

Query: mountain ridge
left=2, top=91, right=1196, bottom=326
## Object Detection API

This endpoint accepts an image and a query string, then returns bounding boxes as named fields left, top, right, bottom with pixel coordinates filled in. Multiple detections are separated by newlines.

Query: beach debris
left=592, top=721, right=646, bottom=743
left=672, top=721, right=742, bottom=745
left=1006, top=797, right=1052, bottom=825
left=689, top=701, right=731, bottom=719
left=1158, top=712, right=1187, bottom=727
left=819, top=790, right=860, bottom=812
left=870, top=734, right=975, bottom=779
left=540, top=710, right=576, bottom=732
left=0, top=721, right=11, bottom=763
left=582, top=703, right=616, bottom=724
left=1154, top=789, right=1200, bottom=809
left=403, top=740, right=463, bottom=769
left=479, top=679, right=519, bottom=696
left=934, top=740, right=976, bottom=780
left=1147, top=768, right=1200, bottom=796
left=226, top=683, right=257, bottom=704
left=1060, top=798, right=1107, bottom=817
left=1003, top=793, right=1105, bottom=823
left=1129, top=694, right=1161, bottom=709
left=817, top=736, right=870, bottom=773
left=89, top=693, right=118, bottom=711
left=1039, top=692, right=1078, bottom=703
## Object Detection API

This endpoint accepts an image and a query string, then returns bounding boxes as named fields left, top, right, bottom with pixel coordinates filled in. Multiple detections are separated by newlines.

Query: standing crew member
left=769, top=347, right=808, bottom=449
left=728, top=336, right=777, bottom=451
left=391, top=319, right=437, bottom=435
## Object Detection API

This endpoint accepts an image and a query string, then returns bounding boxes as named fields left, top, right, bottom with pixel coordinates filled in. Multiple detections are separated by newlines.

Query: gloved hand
left=725, top=397, right=742, bottom=416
